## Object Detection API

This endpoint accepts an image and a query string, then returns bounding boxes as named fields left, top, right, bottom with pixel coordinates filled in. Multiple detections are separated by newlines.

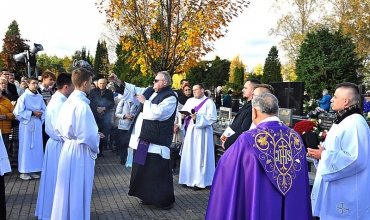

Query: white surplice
left=123, top=83, right=177, bottom=159
left=179, top=96, right=217, bottom=188
left=311, top=114, right=370, bottom=219
left=50, top=90, right=100, bottom=220
left=35, top=91, right=67, bottom=220
left=13, top=89, right=46, bottom=173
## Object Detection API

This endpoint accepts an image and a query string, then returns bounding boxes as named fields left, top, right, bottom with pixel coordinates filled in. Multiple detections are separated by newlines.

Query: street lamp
left=13, top=43, right=43, bottom=78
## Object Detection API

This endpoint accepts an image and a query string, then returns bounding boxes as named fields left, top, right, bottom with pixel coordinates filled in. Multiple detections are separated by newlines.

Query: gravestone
left=278, top=108, right=293, bottom=127
left=219, top=107, right=232, bottom=120
left=318, top=113, right=335, bottom=130
left=269, top=82, right=305, bottom=116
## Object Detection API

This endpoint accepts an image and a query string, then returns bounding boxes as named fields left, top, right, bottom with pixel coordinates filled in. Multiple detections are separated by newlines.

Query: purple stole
left=245, top=120, right=305, bottom=195
left=184, top=97, right=208, bottom=131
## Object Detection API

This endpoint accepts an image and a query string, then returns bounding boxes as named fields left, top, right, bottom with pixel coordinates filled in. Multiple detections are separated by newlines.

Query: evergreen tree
left=262, top=46, right=282, bottom=83
left=94, top=40, right=110, bottom=77
left=0, top=20, right=29, bottom=74
left=296, top=27, right=363, bottom=98
left=94, top=40, right=102, bottom=74
left=81, top=46, right=87, bottom=61
left=187, top=57, right=230, bottom=90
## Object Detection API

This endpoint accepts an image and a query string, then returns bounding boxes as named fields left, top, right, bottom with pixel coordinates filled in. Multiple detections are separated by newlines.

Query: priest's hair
left=158, top=71, right=172, bottom=86
left=336, top=82, right=360, bottom=104
left=252, top=93, right=279, bottom=115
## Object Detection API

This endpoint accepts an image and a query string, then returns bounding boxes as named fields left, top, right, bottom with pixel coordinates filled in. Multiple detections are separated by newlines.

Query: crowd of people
left=0, top=65, right=370, bottom=219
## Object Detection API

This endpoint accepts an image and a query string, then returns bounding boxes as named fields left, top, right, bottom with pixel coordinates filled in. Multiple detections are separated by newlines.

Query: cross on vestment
left=336, top=202, right=349, bottom=215
left=276, top=142, right=290, bottom=171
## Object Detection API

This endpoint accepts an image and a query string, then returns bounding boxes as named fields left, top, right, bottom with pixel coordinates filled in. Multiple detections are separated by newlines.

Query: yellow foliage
left=97, top=0, right=250, bottom=75
left=253, top=63, right=264, bottom=75
left=229, top=55, right=246, bottom=83
left=281, top=63, right=297, bottom=82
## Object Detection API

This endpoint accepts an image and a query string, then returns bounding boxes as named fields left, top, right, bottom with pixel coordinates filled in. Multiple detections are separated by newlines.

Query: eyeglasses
left=153, top=79, right=165, bottom=83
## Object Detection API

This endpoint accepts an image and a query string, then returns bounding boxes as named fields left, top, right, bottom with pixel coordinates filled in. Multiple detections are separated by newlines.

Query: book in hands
left=179, top=110, right=192, bottom=116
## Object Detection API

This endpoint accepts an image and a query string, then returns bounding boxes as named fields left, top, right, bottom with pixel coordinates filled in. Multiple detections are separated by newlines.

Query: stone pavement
left=4, top=151, right=210, bottom=220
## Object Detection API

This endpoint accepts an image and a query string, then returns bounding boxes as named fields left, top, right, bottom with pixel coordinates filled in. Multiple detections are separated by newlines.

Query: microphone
left=191, top=109, right=196, bottom=122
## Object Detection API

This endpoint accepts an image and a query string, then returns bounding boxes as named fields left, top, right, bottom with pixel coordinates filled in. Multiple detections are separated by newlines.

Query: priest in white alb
left=179, top=83, right=217, bottom=190
left=51, top=68, right=102, bottom=220
left=35, top=73, right=74, bottom=220
left=308, top=82, right=370, bottom=219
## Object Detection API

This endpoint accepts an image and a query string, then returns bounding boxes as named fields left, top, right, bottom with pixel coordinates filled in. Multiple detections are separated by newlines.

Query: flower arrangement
left=293, top=120, right=317, bottom=136
left=317, top=130, right=328, bottom=141
left=303, top=99, right=318, bottom=113
left=293, top=119, right=328, bottom=142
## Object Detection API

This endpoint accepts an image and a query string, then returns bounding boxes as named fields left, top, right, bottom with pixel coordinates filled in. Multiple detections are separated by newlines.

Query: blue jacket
left=317, top=93, right=331, bottom=111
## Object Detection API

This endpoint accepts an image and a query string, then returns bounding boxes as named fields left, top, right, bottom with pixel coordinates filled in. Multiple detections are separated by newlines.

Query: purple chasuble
left=205, top=120, right=313, bottom=220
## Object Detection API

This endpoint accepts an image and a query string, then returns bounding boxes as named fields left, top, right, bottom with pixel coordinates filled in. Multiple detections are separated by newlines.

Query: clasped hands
left=307, top=145, right=324, bottom=160
left=32, top=110, right=43, bottom=118
left=97, top=107, right=106, bottom=114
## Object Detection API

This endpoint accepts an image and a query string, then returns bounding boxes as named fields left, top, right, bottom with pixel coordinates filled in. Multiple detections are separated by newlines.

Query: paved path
left=4, top=151, right=210, bottom=220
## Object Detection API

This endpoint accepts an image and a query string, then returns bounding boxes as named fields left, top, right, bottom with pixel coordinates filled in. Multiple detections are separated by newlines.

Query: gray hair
left=0, top=77, right=8, bottom=84
left=158, top=71, right=172, bottom=86
left=323, top=89, right=328, bottom=94
left=252, top=93, right=279, bottom=115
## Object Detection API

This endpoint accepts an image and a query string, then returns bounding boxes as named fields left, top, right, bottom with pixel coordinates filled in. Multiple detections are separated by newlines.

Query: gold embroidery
left=252, top=126, right=304, bottom=195
left=257, top=136, right=268, bottom=146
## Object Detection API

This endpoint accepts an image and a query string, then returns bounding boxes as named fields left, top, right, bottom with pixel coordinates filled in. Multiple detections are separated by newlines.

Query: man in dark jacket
left=89, top=78, right=115, bottom=157
left=222, top=78, right=261, bottom=150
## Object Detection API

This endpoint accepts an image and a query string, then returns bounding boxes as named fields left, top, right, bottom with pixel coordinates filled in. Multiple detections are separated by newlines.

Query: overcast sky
left=0, top=0, right=282, bottom=71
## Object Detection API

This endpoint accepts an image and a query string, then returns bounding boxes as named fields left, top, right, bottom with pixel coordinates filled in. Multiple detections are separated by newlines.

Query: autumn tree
left=0, top=20, right=29, bottom=74
left=296, top=27, right=363, bottom=98
left=281, top=63, right=297, bottom=81
left=262, top=46, right=282, bottom=83
left=324, top=0, right=370, bottom=76
left=269, top=0, right=324, bottom=66
left=113, top=40, right=152, bottom=87
left=97, top=0, right=250, bottom=76
left=228, top=55, right=246, bottom=83
left=252, top=63, right=264, bottom=77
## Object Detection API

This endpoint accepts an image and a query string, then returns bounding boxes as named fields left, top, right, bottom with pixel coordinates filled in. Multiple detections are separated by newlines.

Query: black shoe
left=162, top=204, right=173, bottom=210
left=120, top=160, right=126, bottom=165
left=140, top=200, right=152, bottom=205
left=193, top=186, right=203, bottom=191
left=172, top=169, right=177, bottom=175
left=182, top=184, right=188, bottom=188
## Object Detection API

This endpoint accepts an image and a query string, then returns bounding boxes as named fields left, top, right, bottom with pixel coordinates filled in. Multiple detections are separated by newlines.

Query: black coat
left=224, top=101, right=252, bottom=149
left=89, top=88, right=115, bottom=127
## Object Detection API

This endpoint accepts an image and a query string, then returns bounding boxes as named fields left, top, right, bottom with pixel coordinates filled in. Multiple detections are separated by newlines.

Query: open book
left=179, top=110, right=192, bottom=116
